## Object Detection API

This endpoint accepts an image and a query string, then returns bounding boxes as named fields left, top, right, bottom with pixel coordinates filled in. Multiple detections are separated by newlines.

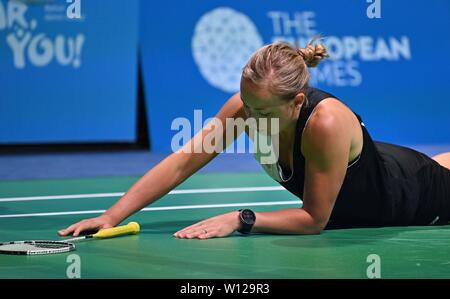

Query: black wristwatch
left=238, top=209, right=256, bottom=234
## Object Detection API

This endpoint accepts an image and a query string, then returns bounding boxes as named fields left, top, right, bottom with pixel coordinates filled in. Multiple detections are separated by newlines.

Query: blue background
left=141, top=0, right=450, bottom=152
left=1, top=0, right=449, bottom=149
left=0, top=0, right=139, bottom=143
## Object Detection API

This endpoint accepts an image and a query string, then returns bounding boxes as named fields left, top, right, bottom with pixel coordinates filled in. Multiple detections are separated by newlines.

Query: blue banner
left=141, top=0, right=450, bottom=152
left=0, top=0, right=139, bottom=143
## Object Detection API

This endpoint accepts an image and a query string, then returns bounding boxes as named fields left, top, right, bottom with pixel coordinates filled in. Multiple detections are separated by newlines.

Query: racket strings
left=26, top=241, right=70, bottom=249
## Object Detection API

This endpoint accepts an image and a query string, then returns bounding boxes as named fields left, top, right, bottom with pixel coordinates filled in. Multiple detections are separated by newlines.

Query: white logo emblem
left=192, top=7, right=263, bottom=93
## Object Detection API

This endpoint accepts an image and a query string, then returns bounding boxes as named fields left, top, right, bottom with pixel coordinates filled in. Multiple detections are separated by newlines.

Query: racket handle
left=93, top=222, right=140, bottom=239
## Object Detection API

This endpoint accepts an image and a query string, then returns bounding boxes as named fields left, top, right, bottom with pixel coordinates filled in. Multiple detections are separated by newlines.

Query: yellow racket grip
left=92, top=222, right=140, bottom=239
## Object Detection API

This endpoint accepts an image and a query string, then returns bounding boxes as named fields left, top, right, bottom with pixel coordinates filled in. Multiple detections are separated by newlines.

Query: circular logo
left=192, top=7, right=264, bottom=93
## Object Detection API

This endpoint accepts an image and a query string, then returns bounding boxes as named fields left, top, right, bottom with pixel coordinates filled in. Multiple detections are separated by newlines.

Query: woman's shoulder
left=300, top=97, right=358, bottom=159
left=303, top=97, right=349, bottom=132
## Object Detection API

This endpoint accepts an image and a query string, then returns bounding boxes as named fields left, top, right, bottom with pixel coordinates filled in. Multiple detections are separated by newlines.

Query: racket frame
left=0, top=240, right=75, bottom=255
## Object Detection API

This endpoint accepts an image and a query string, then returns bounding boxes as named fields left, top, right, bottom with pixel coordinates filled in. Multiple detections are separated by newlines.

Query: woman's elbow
left=302, top=218, right=327, bottom=235
left=304, top=226, right=324, bottom=235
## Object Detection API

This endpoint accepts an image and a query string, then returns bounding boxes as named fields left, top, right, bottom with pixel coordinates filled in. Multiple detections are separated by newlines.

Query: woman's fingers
left=58, top=216, right=114, bottom=237
left=175, top=226, right=217, bottom=239
left=174, top=227, right=191, bottom=238
left=198, top=229, right=215, bottom=239
left=59, top=219, right=97, bottom=237
left=174, top=221, right=207, bottom=237
left=72, top=222, right=88, bottom=237
left=177, top=227, right=201, bottom=238
left=173, top=213, right=237, bottom=239
left=190, top=228, right=217, bottom=239
left=177, top=221, right=206, bottom=233
left=73, top=220, right=98, bottom=237
left=185, top=229, right=204, bottom=239
left=58, top=222, right=81, bottom=236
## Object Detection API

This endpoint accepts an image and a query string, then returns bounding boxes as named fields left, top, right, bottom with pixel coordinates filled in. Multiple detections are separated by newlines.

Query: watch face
left=241, top=209, right=256, bottom=225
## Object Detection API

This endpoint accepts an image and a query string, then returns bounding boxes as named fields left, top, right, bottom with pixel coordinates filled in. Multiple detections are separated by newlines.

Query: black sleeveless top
left=260, top=87, right=450, bottom=229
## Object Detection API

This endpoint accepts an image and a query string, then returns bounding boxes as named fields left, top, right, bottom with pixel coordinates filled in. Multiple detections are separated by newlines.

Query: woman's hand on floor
left=173, top=211, right=241, bottom=240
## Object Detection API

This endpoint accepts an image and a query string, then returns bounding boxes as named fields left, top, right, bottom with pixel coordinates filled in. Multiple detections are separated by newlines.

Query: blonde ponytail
left=297, top=43, right=329, bottom=68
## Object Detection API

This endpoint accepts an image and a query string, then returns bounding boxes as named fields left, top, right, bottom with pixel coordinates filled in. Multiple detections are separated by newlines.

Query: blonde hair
left=242, top=40, right=329, bottom=101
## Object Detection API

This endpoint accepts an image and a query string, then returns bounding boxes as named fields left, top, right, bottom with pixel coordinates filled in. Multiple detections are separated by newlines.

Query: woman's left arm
left=252, top=111, right=352, bottom=235
left=174, top=107, right=353, bottom=239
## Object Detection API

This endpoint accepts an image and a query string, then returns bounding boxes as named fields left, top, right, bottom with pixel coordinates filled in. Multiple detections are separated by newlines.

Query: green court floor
left=0, top=172, right=449, bottom=279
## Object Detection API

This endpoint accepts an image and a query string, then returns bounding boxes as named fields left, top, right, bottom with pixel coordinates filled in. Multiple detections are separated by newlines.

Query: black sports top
left=254, top=87, right=450, bottom=229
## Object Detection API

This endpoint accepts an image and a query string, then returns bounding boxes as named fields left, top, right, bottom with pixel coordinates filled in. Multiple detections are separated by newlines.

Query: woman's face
left=240, top=79, right=302, bottom=135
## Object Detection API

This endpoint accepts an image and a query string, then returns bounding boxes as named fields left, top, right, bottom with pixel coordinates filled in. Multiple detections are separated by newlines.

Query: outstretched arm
left=59, top=93, right=246, bottom=236
left=174, top=104, right=352, bottom=238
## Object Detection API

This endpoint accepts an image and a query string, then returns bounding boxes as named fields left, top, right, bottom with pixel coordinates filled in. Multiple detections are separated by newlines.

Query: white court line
left=0, top=200, right=301, bottom=218
left=0, top=186, right=285, bottom=203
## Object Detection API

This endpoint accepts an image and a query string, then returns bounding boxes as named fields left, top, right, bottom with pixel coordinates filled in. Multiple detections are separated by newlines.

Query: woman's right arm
left=58, top=92, right=246, bottom=236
